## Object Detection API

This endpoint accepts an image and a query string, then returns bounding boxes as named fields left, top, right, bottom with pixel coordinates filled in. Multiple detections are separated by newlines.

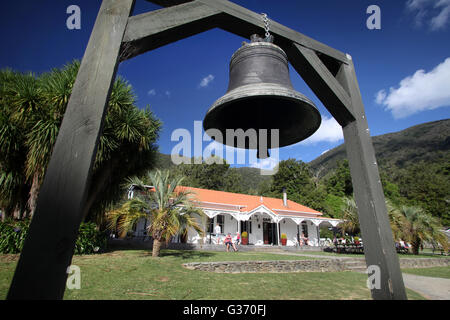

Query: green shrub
left=0, top=220, right=107, bottom=254
left=74, top=222, right=108, bottom=255
left=0, top=219, right=30, bottom=254
left=241, top=231, right=248, bottom=238
left=281, top=233, right=287, bottom=239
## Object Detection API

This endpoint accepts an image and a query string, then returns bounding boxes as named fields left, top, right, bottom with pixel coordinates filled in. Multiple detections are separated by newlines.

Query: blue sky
left=1, top=0, right=449, bottom=170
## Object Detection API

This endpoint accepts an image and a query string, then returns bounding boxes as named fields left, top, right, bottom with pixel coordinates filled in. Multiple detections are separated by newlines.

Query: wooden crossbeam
left=121, top=1, right=222, bottom=60
left=146, top=0, right=348, bottom=65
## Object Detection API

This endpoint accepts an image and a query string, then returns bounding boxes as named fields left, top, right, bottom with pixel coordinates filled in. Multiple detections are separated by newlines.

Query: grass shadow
left=159, top=250, right=216, bottom=260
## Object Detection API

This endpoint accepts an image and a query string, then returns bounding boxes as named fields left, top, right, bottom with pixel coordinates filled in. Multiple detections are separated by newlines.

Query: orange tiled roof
left=177, top=186, right=322, bottom=216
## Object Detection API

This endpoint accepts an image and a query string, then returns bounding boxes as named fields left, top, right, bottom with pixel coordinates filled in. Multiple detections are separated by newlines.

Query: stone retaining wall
left=183, top=259, right=348, bottom=273
left=399, top=258, right=450, bottom=268
left=183, top=258, right=450, bottom=273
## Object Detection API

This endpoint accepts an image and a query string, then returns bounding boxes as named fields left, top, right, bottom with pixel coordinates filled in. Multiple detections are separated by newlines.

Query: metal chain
left=261, top=13, right=271, bottom=38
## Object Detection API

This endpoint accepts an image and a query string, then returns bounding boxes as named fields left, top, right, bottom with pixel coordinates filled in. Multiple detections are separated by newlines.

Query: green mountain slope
left=309, top=119, right=450, bottom=176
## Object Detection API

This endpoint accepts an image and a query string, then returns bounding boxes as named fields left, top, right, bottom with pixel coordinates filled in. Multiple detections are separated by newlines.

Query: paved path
left=402, top=273, right=450, bottom=300
left=267, top=251, right=450, bottom=299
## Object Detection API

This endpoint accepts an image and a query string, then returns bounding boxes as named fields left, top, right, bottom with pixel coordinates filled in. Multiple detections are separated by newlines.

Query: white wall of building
left=279, top=219, right=299, bottom=246
left=136, top=212, right=325, bottom=246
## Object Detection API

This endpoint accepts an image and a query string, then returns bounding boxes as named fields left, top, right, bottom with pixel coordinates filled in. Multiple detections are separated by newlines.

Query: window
left=206, top=218, right=214, bottom=233
left=216, top=215, right=224, bottom=233
left=301, top=221, right=308, bottom=238
left=240, top=220, right=252, bottom=234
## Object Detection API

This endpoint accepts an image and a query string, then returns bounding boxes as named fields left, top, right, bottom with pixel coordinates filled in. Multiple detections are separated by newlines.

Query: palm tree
left=0, top=61, right=161, bottom=222
left=24, top=64, right=76, bottom=215
left=340, top=197, right=360, bottom=235
left=107, top=169, right=205, bottom=257
left=385, top=200, right=406, bottom=242
left=0, top=70, right=38, bottom=219
left=339, top=197, right=407, bottom=240
left=395, top=205, right=448, bottom=255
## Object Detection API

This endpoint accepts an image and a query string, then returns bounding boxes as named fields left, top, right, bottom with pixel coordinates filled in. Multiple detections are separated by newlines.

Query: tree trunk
left=152, top=238, right=162, bottom=257
left=13, top=204, right=22, bottom=220
left=28, top=172, right=40, bottom=217
left=82, top=158, right=118, bottom=221
left=412, top=238, right=421, bottom=255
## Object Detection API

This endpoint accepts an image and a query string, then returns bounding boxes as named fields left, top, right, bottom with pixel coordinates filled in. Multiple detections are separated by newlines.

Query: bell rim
left=203, top=84, right=322, bottom=149
left=207, top=83, right=318, bottom=115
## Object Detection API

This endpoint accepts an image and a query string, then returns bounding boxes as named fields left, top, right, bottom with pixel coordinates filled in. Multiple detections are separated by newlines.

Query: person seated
left=224, top=233, right=238, bottom=252
left=300, top=233, right=309, bottom=246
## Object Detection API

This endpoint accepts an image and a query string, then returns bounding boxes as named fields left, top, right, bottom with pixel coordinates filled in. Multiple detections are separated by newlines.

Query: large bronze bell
left=203, top=34, right=321, bottom=159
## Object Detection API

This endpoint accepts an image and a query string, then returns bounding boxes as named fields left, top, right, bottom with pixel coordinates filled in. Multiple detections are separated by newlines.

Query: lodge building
left=132, top=186, right=342, bottom=247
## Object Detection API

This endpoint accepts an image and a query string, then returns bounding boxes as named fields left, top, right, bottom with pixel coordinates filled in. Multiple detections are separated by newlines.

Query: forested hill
left=156, top=118, right=449, bottom=179
left=153, top=152, right=270, bottom=193
left=309, top=119, right=450, bottom=176
left=153, top=119, right=449, bottom=224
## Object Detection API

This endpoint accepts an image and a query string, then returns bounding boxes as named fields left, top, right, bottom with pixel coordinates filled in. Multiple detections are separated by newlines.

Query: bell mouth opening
left=203, top=92, right=322, bottom=150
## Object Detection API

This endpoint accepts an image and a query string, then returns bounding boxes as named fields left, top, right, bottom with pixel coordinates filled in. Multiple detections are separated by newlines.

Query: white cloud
left=375, top=89, right=387, bottom=105
left=375, top=57, right=450, bottom=118
left=406, top=0, right=450, bottom=30
left=147, top=89, right=156, bottom=96
left=199, top=74, right=215, bottom=88
left=431, top=1, right=450, bottom=30
left=250, top=156, right=279, bottom=171
left=320, top=149, right=330, bottom=156
left=165, top=90, right=171, bottom=98
left=296, top=116, right=343, bottom=146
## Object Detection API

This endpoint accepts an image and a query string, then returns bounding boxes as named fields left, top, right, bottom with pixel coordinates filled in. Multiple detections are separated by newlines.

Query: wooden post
left=7, top=0, right=136, bottom=300
left=277, top=221, right=281, bottom=246
left=336, top=56, right=407, bottom=300
left=317, top=225, right=320, bottom=247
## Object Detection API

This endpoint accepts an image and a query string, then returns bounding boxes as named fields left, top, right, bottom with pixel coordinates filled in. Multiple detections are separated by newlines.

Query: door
left=263, top=222, right=269, bottom=244
left=263, top=221, right=278, bottom=245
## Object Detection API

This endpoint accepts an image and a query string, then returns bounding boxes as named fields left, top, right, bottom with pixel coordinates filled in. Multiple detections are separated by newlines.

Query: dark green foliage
left=310, top=119, right=450, bottom=225
left=323, top=194, right=345, bottom=218
left=0, top=62, right=161, bottom=224
left=233, top=167, right=271, bottom=195
left=154, top=153, right=271, bottom=195
left=74, top=222, right=108, bottom=255
left=170, top=156, right=244, bottom=193
left=270, top=159, right=327, bottom=213
left=0, top=219, right=107, bottom=254
left=0, top=219, right=30, bottom=253
left=324, top=160, right=353, bottom=197
left=394, top=161, right=449, bottom=225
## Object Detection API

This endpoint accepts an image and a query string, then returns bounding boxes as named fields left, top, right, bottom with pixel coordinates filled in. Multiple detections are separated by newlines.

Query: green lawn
left=402, top=266, right=450, bottom=279
left=0, top=250, right=425, bottom=300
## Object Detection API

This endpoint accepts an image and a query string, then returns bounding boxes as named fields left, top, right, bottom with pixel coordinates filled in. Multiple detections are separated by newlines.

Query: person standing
left=214, top=223, right=222, bottom=244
